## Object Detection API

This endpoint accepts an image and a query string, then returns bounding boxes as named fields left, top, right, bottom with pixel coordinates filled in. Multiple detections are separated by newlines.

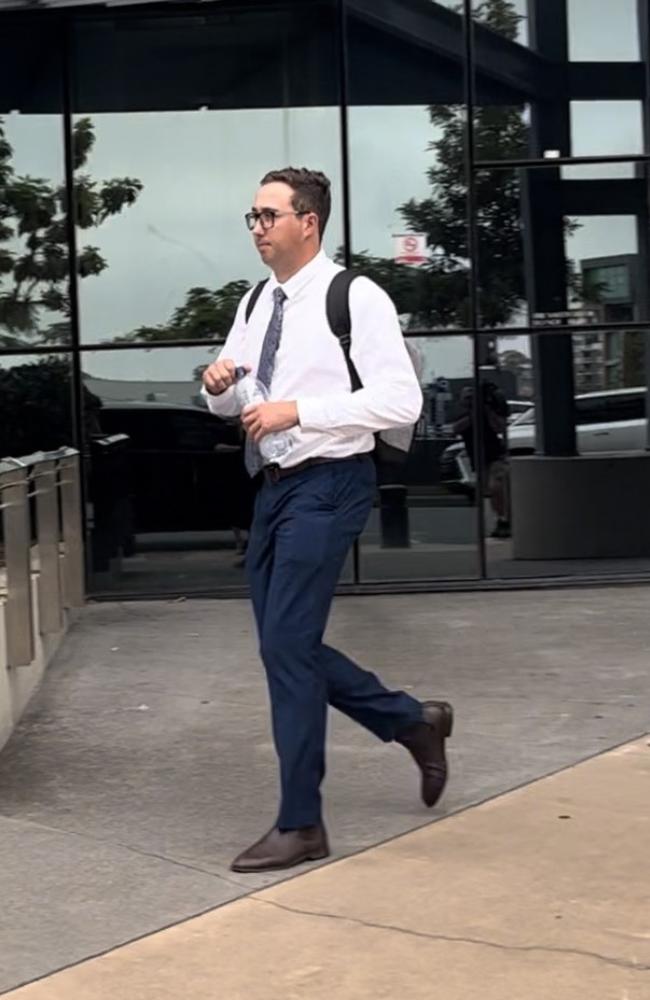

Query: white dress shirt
left=202, top=250, right=423, bottom=467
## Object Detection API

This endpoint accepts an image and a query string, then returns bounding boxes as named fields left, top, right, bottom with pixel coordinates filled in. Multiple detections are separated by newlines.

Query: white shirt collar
left=269, top=249, right=328, bottom=301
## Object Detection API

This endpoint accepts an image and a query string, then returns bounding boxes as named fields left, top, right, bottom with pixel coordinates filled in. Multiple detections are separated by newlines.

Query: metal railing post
left=57, top=450, right=85, bottom=608
left=32, top=457, right=63, bottom=635
left=0, top=461, right=35, bottom=667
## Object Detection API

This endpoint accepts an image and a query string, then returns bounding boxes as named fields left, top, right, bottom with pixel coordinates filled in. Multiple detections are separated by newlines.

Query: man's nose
left=253, top=217, right=266, bottom=236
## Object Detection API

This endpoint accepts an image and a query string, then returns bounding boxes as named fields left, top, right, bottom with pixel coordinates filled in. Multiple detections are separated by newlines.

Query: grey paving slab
left=0, top=815, right=242, bottom=993
left=0, top=589, right=649, bottom=991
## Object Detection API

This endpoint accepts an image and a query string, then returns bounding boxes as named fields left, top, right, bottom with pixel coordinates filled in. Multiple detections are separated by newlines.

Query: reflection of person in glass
left=201, top=168, right=453, bottom=873
left=452, top=382, right=511, bottom=539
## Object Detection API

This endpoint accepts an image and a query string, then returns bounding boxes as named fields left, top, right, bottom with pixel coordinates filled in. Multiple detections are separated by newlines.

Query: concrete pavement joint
left=250, top=897, right=650, bottom=975
left=0, top=812, right=245, bottom=891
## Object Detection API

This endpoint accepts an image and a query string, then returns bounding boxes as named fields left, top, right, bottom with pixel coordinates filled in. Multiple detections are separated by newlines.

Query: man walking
left=202, top=168, right=453, bottom=873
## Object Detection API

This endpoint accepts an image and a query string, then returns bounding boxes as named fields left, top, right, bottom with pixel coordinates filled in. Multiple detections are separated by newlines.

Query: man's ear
left=304, top=212, right=319, bottom=238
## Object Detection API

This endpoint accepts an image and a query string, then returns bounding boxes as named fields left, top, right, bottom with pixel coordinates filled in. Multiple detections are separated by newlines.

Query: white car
left=507, top=400, right=534, bottom=423
left=440, top=387, right=647, bottom=493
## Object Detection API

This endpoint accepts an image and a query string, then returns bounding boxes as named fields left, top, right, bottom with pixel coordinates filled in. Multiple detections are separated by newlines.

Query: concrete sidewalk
left=7, top=736, right=650, bottom=999
left=0, top=587, right=649, bottom=993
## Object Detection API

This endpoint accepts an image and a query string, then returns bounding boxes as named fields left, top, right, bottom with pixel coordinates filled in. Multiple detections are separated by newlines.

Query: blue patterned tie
left=245, top=286, right=287, bottom=477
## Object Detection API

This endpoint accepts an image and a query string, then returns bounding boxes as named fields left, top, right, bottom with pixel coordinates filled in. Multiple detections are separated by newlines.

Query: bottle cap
left=234, top=366, right=247, bottom=381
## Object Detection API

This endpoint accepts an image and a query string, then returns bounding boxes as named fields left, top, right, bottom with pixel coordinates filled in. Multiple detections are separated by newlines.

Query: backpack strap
left=244, top=279, right=269, bottom=323
left=246, top=271, right=364, bottom=391
left=326, top=269, right=363, bottom=392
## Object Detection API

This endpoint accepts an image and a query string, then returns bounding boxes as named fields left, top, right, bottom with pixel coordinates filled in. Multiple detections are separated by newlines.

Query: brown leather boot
left=231, top=824, right=330, bottom=873
left=396, top=700, right=453, bottom=808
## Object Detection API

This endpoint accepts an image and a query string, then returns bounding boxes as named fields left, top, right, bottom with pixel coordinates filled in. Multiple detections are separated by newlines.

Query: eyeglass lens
left=245, top=210, right=276, bottom=231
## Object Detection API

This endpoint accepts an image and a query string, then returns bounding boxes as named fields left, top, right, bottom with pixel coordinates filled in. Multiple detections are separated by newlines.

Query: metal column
left=525, top=0, right=577, bottom=456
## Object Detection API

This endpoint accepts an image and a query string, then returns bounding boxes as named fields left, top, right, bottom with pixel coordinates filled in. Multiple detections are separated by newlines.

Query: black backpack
left=244, top=269, right=416, bottom=468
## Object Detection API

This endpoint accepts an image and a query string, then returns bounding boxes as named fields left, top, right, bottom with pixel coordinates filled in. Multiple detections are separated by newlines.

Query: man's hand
left=241, top=401, right=299, bottom=443
left=203, top=359, right=247, bottom=396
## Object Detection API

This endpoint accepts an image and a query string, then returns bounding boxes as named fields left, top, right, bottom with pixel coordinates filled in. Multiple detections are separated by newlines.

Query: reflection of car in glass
left=506, top=399, right=533, bottom=422
left=441, top=387, right=647, bottom=494
left=508, top=399, right=533, bottom=424
left=95, top=402, right=253, bottom=534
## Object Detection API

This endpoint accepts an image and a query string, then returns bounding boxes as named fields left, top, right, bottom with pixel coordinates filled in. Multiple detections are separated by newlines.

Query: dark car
left=95, top=401, right=254, bottom=535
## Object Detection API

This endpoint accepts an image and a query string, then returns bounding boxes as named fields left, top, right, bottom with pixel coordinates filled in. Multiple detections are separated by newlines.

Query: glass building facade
left=1, top=0, right=650, bottom=598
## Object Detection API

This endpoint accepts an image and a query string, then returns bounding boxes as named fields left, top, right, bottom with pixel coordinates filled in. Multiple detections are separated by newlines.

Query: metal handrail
left=1, top=448, right=84, bottom=668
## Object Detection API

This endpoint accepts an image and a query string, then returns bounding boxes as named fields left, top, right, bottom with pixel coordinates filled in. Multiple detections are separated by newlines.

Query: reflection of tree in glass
left=397, top=0, right=528, bottom=327
left=345, top=0, right=533, bottom=329
left=113, top=281, right=251, bottom=345
left=0, top=118, right=142, bottom=348
left=0, top=357, right=102, bottom=457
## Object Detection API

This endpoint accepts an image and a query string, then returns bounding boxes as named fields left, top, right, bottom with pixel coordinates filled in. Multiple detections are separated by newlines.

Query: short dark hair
left=260, top=167, right=331, bottom=239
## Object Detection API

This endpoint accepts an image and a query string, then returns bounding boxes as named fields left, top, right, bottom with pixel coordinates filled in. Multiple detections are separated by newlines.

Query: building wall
left=1, top=0, right=650, bottom=596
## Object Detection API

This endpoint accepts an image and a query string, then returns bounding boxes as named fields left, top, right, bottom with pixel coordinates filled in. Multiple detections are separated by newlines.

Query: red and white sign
left=393, top=233, right=428, bottom=266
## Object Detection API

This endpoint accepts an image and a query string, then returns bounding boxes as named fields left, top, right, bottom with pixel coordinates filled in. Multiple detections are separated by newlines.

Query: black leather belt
left=262, top=453, right=369, bottom=485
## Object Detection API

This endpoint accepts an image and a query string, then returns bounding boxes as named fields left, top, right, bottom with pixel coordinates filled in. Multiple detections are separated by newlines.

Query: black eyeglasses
left=244, top=209, right=307, bottom=231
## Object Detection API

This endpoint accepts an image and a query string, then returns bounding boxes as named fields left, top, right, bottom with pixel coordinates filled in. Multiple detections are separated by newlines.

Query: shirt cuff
left=201, top=383, right=237, bottom=417
left=296, top=396, right=328, bottom=432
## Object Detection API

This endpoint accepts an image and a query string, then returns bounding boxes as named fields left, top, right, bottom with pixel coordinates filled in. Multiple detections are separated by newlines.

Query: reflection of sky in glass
left=574, top=101, right=643, bottom=157
left=4, top=100, right=642, bottom=380
left=71, top=108, right=343, bottom=344
left=411, top=335, right=475, bottom=381
left=568, top=0, right=639, bottom=61
left=566, top=216, right=638, bottom=275
left=5, top=106, right=436, bottom=350
left=348, top=107, right=436, bottom=257
left=564, top=101, right=644, bottom=180
left=81, top=347, right=219, bottom=387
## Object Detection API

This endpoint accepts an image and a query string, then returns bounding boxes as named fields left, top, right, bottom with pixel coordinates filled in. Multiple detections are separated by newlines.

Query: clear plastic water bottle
left=234, top=366, right=293, bottom=463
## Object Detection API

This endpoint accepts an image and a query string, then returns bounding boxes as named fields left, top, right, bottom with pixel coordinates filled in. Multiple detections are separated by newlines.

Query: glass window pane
left=566, top=216, right=640, bottom=328
left=83, top=346, right=250, bottom=594
left=563, top=98, right=644, bottom=180
left=475, top=167, right=649, bottom=329
left=567, top=101, right=644, bottom=168
left=472, top=4, right=644, bottom=166
left=486, top=330, right=650, bottom=580
left=562, top=160, right=640, bottom=182
left=72, top=4, right=341, bottom=345
left=82, top=345, right=354, bottom=595
left=347, top=4, right=468, bottom=329
left=473, top=167, right=527, bottom=328
left=574, top=393, right=647, bottom=425
left=359, top=335, right=481, bottom=582
left=470, top=0, right=532, bottom=164
left=472, top=0, right=530, bottom=47
left=568, top=0, right=640, bottom=62
left=0, top=354, right=74, bottom=459
left=0, top=21, right=69, bottom=349
left=348, top=105, right=470, bottom=330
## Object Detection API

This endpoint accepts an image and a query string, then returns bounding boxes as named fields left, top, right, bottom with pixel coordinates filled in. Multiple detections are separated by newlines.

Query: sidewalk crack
left=251, top=897, right=650, bottom=974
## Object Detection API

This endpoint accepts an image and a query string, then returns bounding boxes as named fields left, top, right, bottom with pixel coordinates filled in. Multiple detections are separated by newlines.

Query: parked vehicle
left=440, top=387, right=647, bottom=494
left=94, top=402, right=254, bottom=534
left=506, top=399, right=533, bottom=422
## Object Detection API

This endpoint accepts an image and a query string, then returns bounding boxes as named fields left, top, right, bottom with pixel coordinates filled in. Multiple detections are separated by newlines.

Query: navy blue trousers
left=246, top=455, right=422, bottom=830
